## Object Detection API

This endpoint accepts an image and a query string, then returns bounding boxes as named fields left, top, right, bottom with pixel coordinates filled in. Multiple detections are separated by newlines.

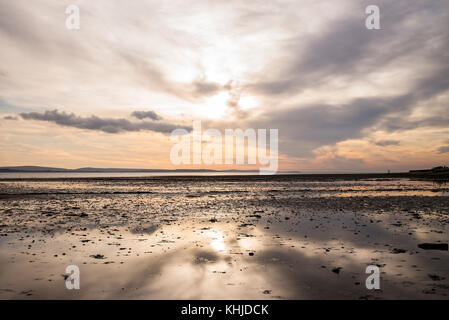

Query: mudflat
left=0, top=175, right=448, bottom=299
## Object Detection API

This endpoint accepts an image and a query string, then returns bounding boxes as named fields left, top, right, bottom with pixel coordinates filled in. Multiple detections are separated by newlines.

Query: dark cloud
left=380, top=115, right=449, bottom=133
left=224, top=83, right=250, bottom=119
left=121, top=53, right=225, bottom=101
left=19, top=110, right=190, bottom=134
left=376, top=65, right=449, bottom=132
left=247, top=59, right=449, bottom=157
left=437, top=146, right=449, bottom=154
left=251, top=0, right=449, bottom=96
left=377, top=64, right=449, bottom=132
left=0, top=1, right=40, bottom=46
left=191, top=79, right=222, bottom=97
left=131, top=110, right=162, bottom=121
left=240, top=1, right=449, bottom=159
left=253, top=18, right=377, bottom=95
left=249, top=97, right=395, bottom=157
left=373, top=140, right=400, bottom=147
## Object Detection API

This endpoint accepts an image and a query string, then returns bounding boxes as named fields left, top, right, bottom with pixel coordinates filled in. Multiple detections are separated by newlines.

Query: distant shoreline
left=0, top=171, right=448, bottom=182
left=0, top=165, right=447, bottom=181
left=0, top=166, right=299, bottom=174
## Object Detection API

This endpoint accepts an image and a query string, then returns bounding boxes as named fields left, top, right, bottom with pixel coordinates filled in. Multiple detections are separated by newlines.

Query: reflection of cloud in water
left=130, top=223, right=158, bottom=235
left=0, top=218, right=447, bottom=299
left=205, top=230, right=226, bottom=252
left=0, top=177, right=448, bottom=299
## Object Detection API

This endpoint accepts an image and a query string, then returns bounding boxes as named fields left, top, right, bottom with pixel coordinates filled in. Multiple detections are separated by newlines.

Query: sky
left=0, top=0, right=448, bottom=172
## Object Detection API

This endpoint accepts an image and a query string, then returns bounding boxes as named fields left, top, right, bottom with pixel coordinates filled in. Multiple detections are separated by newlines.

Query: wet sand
left=0, top=175, right=448, bottom=299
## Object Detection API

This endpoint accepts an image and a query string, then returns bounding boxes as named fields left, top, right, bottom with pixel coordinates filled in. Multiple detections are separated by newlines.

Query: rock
left=332, top=267, right=342, bottom=274
left=428, top=274, right=445, bottom=281
left=90, top=254, right=105, bottom=259
left=391, top=248, right=407, bottom=254
left=422, top=288, right=436, bottom=295
left=131, top=224, right=157, bottom=234
left=418, top=243, right=448, bottom=251
left=263, top=290, right=271, bottom=294
left=239, top=223, right=254, bottom=228
left=412, top=213, right=422, bottom=219
left=249, top=252, right=254, bottom=256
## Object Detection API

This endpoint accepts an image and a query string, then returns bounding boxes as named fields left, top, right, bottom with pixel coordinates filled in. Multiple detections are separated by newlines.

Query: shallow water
left=0, top=177, right=447, bottom=197
left=0, top=171, right=260, bottom=179
left=0, top=177, right=448, bottom=299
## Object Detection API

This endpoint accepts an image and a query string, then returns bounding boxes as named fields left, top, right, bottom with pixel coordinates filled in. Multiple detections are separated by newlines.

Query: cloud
left=248, top=97, right=393, bottom=157
left=438, top=146, right=449, bottom=154
left=252, top=17, right=377, bottom=95
left=377, top=64, right=449, bottom=133
left=119, top=52, right=225, bottom=101
left=131, top=110, right=162, bottom=121
left=191, top=78, right=222, bottom=97
left=19, top=110, right=190, bottom=134
left=247, top=59, right=449, bottom=157
left=373, top=140, right=400, bottom=147
left=251, top=0, right=449, bottom=96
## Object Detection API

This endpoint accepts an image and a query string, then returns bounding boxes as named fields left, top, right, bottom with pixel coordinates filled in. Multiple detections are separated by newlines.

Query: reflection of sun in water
left=239, top=237, right=257, bottom=250
left=205, top=230, right=226, bottom=252
left=238, top=228, right=263, bottom=251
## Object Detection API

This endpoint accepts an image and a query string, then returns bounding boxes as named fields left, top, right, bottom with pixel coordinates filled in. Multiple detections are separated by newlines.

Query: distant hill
left=0, top=166, right=278, bottom=173
left=409, top=166, right=449, bottom=173
left=71, top=167, right=243, bottom=173
left=0, top=166, right=71, bottom=172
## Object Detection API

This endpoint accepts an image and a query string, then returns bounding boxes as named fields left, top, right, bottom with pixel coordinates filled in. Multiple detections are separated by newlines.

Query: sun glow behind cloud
left=198, top=92, right=229, bottom=119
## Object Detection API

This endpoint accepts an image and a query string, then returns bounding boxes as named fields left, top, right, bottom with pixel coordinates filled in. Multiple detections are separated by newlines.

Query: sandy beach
left=0, top=175, right=448, bottom=299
